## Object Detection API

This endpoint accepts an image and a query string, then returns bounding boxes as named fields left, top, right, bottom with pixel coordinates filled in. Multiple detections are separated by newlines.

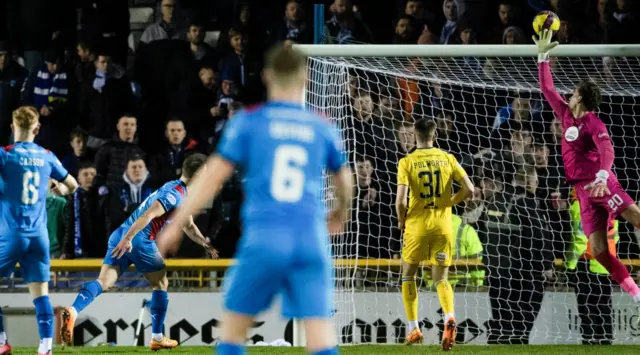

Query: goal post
left=296, top=43, right=640, bottom=345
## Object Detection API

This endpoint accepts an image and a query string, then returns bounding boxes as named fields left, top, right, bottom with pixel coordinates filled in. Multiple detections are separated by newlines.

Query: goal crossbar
left=294, top=44, right=640, bottom=57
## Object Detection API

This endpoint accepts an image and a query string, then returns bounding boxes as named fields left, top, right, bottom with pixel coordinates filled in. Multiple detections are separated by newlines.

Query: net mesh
left=307, top=54, right=640, bottom=345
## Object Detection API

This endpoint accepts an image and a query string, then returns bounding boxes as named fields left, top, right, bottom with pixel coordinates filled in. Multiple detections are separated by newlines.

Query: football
left=532, top=10, right=560, bottom=35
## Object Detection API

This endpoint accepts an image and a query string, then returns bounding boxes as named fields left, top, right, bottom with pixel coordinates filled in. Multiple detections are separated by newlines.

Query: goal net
left=302, top=45, right=640, bottom=345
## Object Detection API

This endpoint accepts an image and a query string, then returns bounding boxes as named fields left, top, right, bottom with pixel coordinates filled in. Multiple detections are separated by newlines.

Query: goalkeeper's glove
left=532, top=29, right=559, bottom=63
left=584, top=170, right=610, bottom=198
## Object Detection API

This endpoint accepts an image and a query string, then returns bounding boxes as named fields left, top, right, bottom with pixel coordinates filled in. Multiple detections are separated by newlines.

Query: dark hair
left=397, top=14, right=416, bottom=24
left=228, top=27, right=245, bottom=39
left=119, top=113, right=137, bottom=121
left=77, top=162, right=96, bottom=172
left=127, top=154, right=145, bottom=164
left=576, top=79, right=601, bottom=111
left=166, top=117, right=184, bottom=127
left=413, top=118, right=437, bottom=142
left=77, top=40, right=92, bottom=52
left=182, top=153, right=207, bottom=179
left=69, top=128, right=88, bottom=141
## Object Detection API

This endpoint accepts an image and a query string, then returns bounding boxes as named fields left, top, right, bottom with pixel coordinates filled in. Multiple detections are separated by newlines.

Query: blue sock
left=150, top=290, right=168, bottom=334
left=0, top=306, right=4, bottom=333
left=72, top=280, right=102, bottom=313
left=216, top=342, right=245, bottom=355
left=311, top=348, right=339, bottom=355
left=33, top=296, right=54, bottom=339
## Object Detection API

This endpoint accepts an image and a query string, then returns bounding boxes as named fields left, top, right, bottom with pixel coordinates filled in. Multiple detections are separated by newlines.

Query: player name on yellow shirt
left=413, top=159, right=450, bottom=169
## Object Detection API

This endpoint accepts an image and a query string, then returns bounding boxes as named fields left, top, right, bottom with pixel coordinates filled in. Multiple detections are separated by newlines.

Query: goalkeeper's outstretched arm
left=534, top=30, right=569, bottom=119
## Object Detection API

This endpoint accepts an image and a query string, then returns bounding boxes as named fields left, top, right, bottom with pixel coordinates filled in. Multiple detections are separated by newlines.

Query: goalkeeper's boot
left=404, top=328, right=423, bottom=345
left=442, top=318, right=457, bottom=351
left=0, top=342, right=12, bottom=355
left=150, top=336, right=178, bottom=351
left=60, top=307, right=77, bottom=346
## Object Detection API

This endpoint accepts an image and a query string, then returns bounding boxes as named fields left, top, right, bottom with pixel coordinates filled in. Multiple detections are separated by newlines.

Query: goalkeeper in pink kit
left=535, top=30, right=640, bottom=307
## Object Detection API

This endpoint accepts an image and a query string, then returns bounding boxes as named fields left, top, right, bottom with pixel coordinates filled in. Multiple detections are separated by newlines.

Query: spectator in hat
left=22, top=48, right=71, bottom=154
left=440, top=0, right=457, bottom=44
left=0, top=41, right=28, bottom=145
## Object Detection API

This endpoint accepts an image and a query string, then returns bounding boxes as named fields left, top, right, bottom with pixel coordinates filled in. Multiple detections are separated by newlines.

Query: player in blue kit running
left=157, top=44, right=353, bottom=355
left=60, top=153, right=217, bottom=351
left=0, top=106, right=79, bottom=355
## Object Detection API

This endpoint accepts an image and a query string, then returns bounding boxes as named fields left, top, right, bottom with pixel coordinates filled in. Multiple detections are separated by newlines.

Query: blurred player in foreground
left=0, top=106, right=79, bottom=355
left=60, top=153, right=216, bottom=351
left=396, top=119, right=474, bottom=350
left=157, top=43, right=353, bottom=355
left=535, top=30, right=640, bottom=309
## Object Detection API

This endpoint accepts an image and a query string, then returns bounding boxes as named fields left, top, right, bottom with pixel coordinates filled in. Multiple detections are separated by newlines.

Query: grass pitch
left=9, top=345, right=640, bottom=355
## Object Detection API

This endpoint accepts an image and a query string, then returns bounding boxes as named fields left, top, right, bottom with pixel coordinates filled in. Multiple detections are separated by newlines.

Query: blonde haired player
left=0, top=106, right=78, bottom=355
left=396, top=118, right=474, bottom=350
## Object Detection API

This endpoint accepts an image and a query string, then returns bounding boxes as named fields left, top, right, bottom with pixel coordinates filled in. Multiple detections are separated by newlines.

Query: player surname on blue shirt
left=156, top=43, right=353, bottom=355
left=0, top=106, right=79, bottom=355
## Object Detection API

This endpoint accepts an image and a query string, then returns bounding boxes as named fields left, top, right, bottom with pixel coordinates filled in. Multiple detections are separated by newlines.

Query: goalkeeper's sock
left=311, top=347, right=339, bottom=355
left=402, top=277, right=418, bottom=331
left=595, top=251, right=640, bottom=300
left=150, top=290, right=169, bottom=341
left=216, top=342, right=245, bottom=355
left=72, top=280, right=102, bottom=314
left=436, top=281, right=455, bottom=322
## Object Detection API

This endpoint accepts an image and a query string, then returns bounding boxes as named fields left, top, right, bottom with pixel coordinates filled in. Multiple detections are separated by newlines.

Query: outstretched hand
left=584, top=180, right=610, bottom=198
left=532, top=29, right=559, bottom=59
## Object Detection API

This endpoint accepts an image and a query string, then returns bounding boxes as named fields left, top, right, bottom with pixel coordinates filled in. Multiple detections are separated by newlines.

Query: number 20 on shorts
left=607, top=193, right=624, bottom=211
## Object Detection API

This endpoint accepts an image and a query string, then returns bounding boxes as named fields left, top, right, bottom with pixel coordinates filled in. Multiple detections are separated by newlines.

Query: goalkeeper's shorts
left=402, top=232, right=453, bottom=267
left=574, top=178, right=634, bottom=238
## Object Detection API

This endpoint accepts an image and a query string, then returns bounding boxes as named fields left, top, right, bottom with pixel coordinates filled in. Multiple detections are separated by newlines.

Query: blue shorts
left=223, top=227, right=333, bottom=319
left=103, top=228, right=166, bottom=274
left=0, top=234, right=50, bottom=283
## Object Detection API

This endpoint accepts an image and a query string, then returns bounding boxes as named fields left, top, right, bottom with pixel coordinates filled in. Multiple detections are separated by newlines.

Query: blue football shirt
left=216, top=101, right=345, bottom=230
left=0, top=142, right=68, bottom=237
left=118, top=179, right=187, bottom=240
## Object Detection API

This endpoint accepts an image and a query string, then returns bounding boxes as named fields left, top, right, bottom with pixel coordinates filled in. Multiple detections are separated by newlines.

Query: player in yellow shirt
left=396, top=119, right=474, bottom=350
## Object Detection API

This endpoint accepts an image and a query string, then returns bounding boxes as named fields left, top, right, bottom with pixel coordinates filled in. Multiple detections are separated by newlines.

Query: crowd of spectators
left=0, top=0, right=640, bottom=271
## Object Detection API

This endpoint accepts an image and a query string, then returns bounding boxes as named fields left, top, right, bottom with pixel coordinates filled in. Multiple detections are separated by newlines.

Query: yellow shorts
left=401, top=232, right=453, bottom=267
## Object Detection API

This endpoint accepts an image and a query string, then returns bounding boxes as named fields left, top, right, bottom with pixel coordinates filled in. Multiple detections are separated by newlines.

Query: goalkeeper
left=396, top=119, right=474, bottom=350
left=535, top=29, right=640, bottom=307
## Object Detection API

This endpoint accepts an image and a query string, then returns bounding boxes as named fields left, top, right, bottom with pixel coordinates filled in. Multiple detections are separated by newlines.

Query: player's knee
left=27, top=282, right=48, bottom=299
left=401, top=261, right=419, bottom=277
left=589, top=231, right=608, bottom=255
left=151, top=275, right=168, bottom=290
left=97, top=274, right=117, bottom=291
